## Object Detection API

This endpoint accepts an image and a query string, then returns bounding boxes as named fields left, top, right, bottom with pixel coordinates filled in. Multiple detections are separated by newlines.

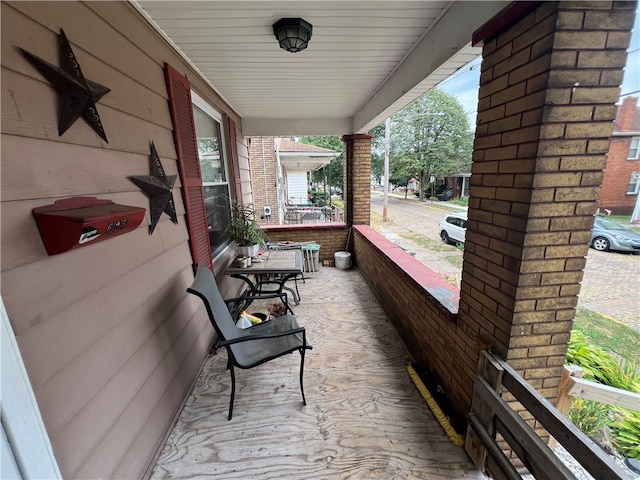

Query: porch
left=2, top=2, right=637, bottom=478
left=151, top=263, right=484, bottom=479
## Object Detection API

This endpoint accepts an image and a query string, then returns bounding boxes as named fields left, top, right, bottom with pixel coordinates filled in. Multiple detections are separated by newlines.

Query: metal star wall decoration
left=129, top=142, right=178, bottom=235
left=18, top=28, right=110, bottom=142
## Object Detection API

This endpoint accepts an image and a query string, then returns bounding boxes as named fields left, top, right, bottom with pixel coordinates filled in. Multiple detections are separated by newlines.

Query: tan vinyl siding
left=1, top=1, right=246, bottom=478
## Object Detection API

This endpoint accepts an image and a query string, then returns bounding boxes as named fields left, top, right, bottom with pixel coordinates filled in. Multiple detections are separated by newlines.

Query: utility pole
left=383, top=117, right=390, bottom=222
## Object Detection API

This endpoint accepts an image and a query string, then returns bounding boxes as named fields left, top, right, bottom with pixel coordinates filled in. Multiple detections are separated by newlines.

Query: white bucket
left=312, top=248, right=320, bottom=270
left=334, top=251, right=352, bottom=270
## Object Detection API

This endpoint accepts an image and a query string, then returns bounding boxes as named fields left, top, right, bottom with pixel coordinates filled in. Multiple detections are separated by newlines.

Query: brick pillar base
left=343, top=134, right=373, bottom=227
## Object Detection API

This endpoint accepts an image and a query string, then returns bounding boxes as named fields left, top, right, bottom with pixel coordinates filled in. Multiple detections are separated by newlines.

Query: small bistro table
left=225, top=249, right=304, bottom=305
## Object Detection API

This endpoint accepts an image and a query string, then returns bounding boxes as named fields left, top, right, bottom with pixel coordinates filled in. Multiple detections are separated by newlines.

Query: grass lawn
left=400, top=231, right=452, bottom=252
left=572, top=308, right=640, bottom=364
left=445, top=254, right=464, bottom=269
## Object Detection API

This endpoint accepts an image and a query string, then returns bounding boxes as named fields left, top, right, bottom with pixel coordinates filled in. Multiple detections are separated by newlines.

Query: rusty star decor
left=129, top=142, right=178, bottom=235
left=18, top=28, right=110, bottom=142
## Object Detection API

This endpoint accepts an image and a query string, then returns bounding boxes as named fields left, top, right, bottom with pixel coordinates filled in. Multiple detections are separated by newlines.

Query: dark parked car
left=590, top=216, right=640, bottom=253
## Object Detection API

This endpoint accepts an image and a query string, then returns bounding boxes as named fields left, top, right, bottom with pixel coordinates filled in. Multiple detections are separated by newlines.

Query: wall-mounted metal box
left=32, top=197, right=145, bottom=255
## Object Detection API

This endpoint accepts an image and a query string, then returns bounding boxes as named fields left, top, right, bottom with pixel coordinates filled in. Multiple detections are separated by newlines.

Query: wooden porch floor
left=150, top=265, right=484, bottom=479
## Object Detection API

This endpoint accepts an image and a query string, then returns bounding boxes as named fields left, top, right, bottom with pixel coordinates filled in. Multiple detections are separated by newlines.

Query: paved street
left=370, top=193, right=640, bottom=331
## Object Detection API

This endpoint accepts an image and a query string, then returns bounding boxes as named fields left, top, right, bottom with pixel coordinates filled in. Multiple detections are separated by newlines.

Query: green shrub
left=450, top=197, right=469, bottom=206
left=568, top=398, right=611, bottom=437
left=567, top=331, right=640, bottom=392
left=567, top=330, right=640, bottom=459
left=610, top=409, right=640, bottom=459
left=567, top=331, right=615, bottom=381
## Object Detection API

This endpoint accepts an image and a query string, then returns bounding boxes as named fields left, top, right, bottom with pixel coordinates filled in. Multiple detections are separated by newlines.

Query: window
left=627, top=172, right=640, bottom=195
left=629, top=137, right=640, bottom=160
left=192, top=93, right=231, bottom=258
left=447, top=216, right=466, bottom=228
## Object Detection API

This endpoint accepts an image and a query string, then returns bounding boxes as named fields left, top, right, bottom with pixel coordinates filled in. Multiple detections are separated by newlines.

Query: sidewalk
left=372, top=190, right=469, bottom=211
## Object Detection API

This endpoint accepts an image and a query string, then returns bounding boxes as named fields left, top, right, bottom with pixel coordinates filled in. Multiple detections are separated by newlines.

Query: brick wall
left=343, top=134, right=372, bottom=225
left=264, top=224, right=349, bottom=262
left=462, top=0, right=633, bottom=415
left=599, top=97, right=640, bottom=214
left=600, top=137, right=638, bottom=214
left=248, top=136, right=279, bottom=224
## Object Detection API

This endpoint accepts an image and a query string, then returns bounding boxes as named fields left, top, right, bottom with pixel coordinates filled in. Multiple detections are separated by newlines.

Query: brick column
left=460, top=0, right=634, bottom=407
left=343, top=134, right=373, bottom=226
left=249, top=136, right=278, bottom=225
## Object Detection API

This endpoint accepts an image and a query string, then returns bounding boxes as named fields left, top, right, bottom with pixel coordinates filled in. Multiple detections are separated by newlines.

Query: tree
left=298, top=136, right=344, bottom=189
left=369, top=123, right=386, bottom=184
left=389, top=155, right=420, bottom=198
left=390, top=88, right=473, bottom=201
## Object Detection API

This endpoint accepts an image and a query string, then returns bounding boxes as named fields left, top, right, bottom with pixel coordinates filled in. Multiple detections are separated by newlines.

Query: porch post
left=460, top=0, right=635, bottom=415
left=342, top=134, right=373, bottom=226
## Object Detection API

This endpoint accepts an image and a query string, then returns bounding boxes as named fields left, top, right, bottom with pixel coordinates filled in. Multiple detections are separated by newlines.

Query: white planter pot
left=237, top=244, right=259, bottom=257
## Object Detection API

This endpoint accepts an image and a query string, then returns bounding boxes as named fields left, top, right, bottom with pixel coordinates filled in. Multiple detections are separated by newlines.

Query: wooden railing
left=465, top=351, right=631, bottom=480
left=556, top=364, right=640, bottom=413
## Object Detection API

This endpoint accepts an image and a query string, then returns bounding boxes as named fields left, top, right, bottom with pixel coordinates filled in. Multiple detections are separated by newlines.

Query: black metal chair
left=187, top=264, right=311, bottom=420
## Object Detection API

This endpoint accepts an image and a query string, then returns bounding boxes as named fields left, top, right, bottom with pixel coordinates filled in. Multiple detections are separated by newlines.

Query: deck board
left=151, top=266, right=484, bottom=479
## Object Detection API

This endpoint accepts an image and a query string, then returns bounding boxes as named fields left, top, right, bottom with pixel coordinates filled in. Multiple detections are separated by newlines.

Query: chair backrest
left=187, top=264, right=242, bottom=342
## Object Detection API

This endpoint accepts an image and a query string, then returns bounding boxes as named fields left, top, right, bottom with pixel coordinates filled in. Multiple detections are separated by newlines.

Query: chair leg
left=299, top=347, right=306, bottom=405
left=227, top=354, right=236, bottom=420
left=282, top=285, right=300, bottom=305
left=293, top=276, right=301, bottom=302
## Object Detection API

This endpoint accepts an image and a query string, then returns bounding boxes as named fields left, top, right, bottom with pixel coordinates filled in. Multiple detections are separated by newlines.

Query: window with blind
left=192, top=92, right=232, bottom=258
left=627, top=172, right=640, bottom=195
left=628, top=137, right=639, bottom=160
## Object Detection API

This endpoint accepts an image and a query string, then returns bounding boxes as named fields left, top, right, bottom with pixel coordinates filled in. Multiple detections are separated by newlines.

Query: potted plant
left=224, top=201, right=268, bottom=257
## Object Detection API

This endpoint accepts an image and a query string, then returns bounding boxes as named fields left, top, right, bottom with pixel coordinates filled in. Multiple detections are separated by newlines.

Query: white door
left=286, top=171, right=308, bottom=205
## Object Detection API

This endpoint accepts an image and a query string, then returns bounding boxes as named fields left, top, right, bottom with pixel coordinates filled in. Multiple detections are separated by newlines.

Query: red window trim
left=164, top=63, right=213, bottom=272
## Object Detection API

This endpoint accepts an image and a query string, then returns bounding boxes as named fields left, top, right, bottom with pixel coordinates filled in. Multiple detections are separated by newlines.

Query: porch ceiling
left=133, top=1, right=510, bottom=137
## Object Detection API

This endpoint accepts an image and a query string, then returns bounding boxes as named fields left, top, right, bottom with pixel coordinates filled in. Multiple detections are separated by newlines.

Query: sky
left=439, top=11, right=640, bottom=127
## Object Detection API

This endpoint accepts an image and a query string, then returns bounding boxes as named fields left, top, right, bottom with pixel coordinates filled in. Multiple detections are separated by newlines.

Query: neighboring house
left=451, top=171, right=471, bottom=198
left=249, top=138, right=340, bottom=224
left=599, top=96, right=640, bottom=215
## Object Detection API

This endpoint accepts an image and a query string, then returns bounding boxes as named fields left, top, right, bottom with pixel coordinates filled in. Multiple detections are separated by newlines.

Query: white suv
left=439, top=211, right=467, bottom=245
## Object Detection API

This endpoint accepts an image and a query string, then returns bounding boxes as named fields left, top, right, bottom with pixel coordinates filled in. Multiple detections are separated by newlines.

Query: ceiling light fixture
left=273, top=18, right=313, bottom=53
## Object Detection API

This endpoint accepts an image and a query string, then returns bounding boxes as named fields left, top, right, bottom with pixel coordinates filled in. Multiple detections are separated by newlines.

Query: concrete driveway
left=370, top=193, right=640, bottom=331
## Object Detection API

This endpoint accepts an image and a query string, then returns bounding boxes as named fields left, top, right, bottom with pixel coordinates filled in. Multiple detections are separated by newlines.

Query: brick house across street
left=599, top=96, right=640, bottom=216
